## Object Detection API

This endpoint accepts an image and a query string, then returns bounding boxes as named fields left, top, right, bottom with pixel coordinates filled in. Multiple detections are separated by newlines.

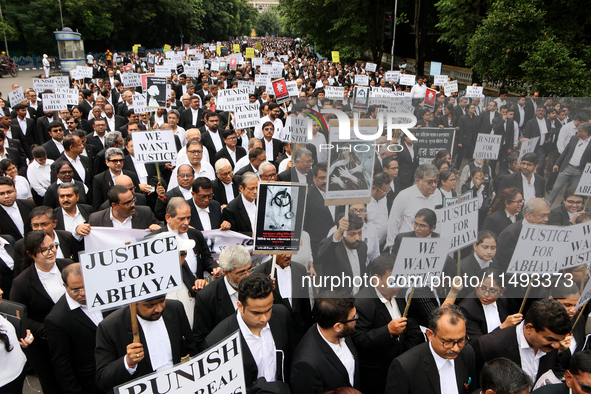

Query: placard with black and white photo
left=146, top=76, right=167, bottom=108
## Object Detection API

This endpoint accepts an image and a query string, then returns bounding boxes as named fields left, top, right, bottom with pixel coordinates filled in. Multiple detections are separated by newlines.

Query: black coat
left=352, top=287, right=424, bottom=394
left=53, top=204, right=93, bottom=232
left=45, top=295, right=107, bottom=394
left=317, top=236, right=368, bottom=288
left=482, top=208, right=521, bottom=237
left=385, top=341, right=476, bottom=394
left=0, top=198, right=36, bottom=240
left=221, top=195, right=254, bottom=236
left=179, top=107, right=204, bottom=130
left=494, top=220, right=523, bottom=273
left=478, top=109, right=500, bottom=135
left=51, top=153, right=92, bottom=190
left=199, top=127, right=225, bottom=165
left=396, top=142, right=420, bottom=189
left=555, top=135, right=591, bottom=172
left=88, top=206, right=161, bottom=229
left=499, top=171, right=546, bottom=200
left=303, top=184, right=335, bottom=260
left=0, top=234, right=16, bottom=299
left=192, top=277, right=236, bottom=350
left=548, top=205, right=573, bottom=226
left=11, top=117, right=39, bottom=151
left=260, top=138, right=284, bottom=165
left=277, top=167, right=313, bottom=185
left=91, top=170, right=140, bottom=211
left=94, top=299, right=197, bottom=391
left=188, top=198, right=223, bottom=231
left=3, top=146, right=27, bottom=176
left=213, top=146, right=247, bottom=170
left=13, top=229, right=80, bottom=276
left=203, top=306, right=292, bottom=388
left=459, top=293, right=509, bottom=344
left=9, top=123, right=33, bottom=160
left=153, top=186, right=186, bottom=220
left=41, top=139, right=64, bottom=161
left=457, top=113, right=479, bottom=147
left=524, top=116, right=554, bottom=151
left=291, top=324, right=360, bottom=394
left=212, top=178, right=239, bottom=206
left=43, top=181, right=90, bottom=209
left=386, top=177, right=402, bottom=213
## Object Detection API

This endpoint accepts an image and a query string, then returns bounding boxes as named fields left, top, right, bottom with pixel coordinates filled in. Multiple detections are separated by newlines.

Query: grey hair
left=58, top=182, right=79, bottom=195
left=428, top=304, right=466, bottom=335
left=105, top=131, right=122, bottom=148
left=95, top=95, right=106, bottom=102
left=166, top=196, right=190, bottom=218
left=248, top=137, right=262, bottom=149
left=258, top=161, right=275, bottom=174
left=105, top=147, right=124, bottom=161
left=240, top=172, right=258, bottom=188
left=218, top=245, right=251, bottom=271
left=215, top=158, right=232, bottom=172
left=414, top=163, right=438, bottom=180
left=61, top=262, right=82, bottom=285
left=168, top=109, right=180, bottom=119
left=294, top=147, right=313, bottom=161
left=524, top=198, right=550, bottom=214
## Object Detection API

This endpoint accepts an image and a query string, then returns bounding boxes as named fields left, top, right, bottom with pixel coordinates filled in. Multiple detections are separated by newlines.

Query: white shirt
left=1, top=203, right=24, bottom=236
left=62, top=206, right=86, bottom=241
left=13, top=175, right=32, bottom=200
left=518, top=104, right=526, bottom=127
left=191, top=108, right=200, bottom=126
left=474, top=252, right=491, bottom=271
left=65, top=154, right=86, bottom=182
left=237, top=311, right=278, bottom=381
left=35, top=263, right=65, bottom=303
left=109, top=208, right=133, bottom=228
left=92, top=132, right=106, bottom=147
left=105, top=115, right=115, bottom=132
left=27, top=158, right=54, bottom=197
left=276, top=264, right=292, bottom=306
left=536, top=117, right=548, bottom=146
left=278, top=154, right=291, bottom=173
left=52, top=138, right=64, bottom=154
left=386, top=184, right=440, bottom=248
left=264, top=139, right=275, bottom=163
left=405, top=143, right=414, bottom=160
left=568, top=137, right=590, bottom=168
left=224, top=276, right=239, bottom=310
left=223, top=181, right=235, bottom=202
left=295, top=168, right=307, bottom=184
left=167, top=161, right=216, bottom=191
left=506, top=210, right=517, bottom=224
left=242, top=194, right=257, bottom=231
left=172, top=126, right=187, bottom=148
left=410, top=83, right=427, bottom=99
left=317, top=325, right=355, bottom=386
left=208, top=128, right=223, bottom=152
left=254, top=116, right=284, bottom=141
left=516, top=321, right=545, bottom=383
left=174, top=227, right=198, bottom=275
left=131, top=155, right=149, bottom=184
left=376, top=287, right=402, bottom=320
left=66, top=292, right=103, bottom=326
left=0, top=237, right=14, bottom=270
left=428, top=342, right=459, bottom=394
left=482, top=302, right=502, bottom=333
left=557, top=121, right=579, bottom=154
left=234, top=155, right=250, bottom=173
left=0, top=315, right=27, bottom=387
left=195, top=200, right=212, bottom=231
left=17, top=117, right=27, bottom=134
left=367, top=196, right=389, bottom=244
left=226, top=146, right=238, bottom=165
left=178, top=186, right=192, bottom=201
left=522, top=173, right=536, bottom=204
left=137, top=315, right=173, bottom=372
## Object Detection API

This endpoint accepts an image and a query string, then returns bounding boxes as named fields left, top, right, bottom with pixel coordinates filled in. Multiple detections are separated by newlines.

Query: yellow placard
left=216, top=45, right=221, bottom=55
left=132, top=44, right=141, bottom=54
left=332, top=51, right=340, bottom=63
left=233, top=44, right=240, bottom=53
left=251, top=29, right=257, bottom=38
left=163, top=44, right=171, bottom=52
left=256, top=42, right=262, bottom=50
left=246, top=48, right=255, bottom=59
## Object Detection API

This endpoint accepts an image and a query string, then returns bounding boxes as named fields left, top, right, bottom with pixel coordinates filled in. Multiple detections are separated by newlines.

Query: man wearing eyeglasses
left=212, top=158, right=239, bottom=207
left=213, top=129, right=247, bottom=170
left=277, top=147, right=314, bottom=185
left=474, top=299, right=571, bottom=389
left=40, top=121, right=65, bottom=161
left=386, top=304, right=476, bottom=394
left=193, top=245, right=253, bottom=350
left=499, top=152, right=547, bottom=203
left=45, top=263, right=106, bottom=394
left=92, top=147, right=140, bottom=211
left=167, top=140, right=215, bottom=192
left=531, top=350, right=591, bottom=394
left=188, top=177, right=223, bottom=231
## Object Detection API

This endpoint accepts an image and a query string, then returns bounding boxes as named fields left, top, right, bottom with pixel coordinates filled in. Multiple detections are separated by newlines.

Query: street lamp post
left=58, top=0, right=64, bottom=28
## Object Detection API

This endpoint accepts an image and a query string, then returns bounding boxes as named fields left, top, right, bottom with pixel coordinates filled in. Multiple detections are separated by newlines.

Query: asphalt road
left=0, top=69, right=46, bottom=96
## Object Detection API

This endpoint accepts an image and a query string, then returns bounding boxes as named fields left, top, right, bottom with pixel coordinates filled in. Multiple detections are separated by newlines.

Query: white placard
left=399, top=74, right=416, bottom=86
left=285, top=116, right=308, bottom=144
left=238, top=81, right=256, bottom=94
left=576, top=163, right=591, bottom=196
left=76, top=66, right=93, bottom=79
left=132, top=93, right=147, bottom=108
left=443, top=80, right=458, bottom=96
left=466, top=86, right=484, bottom=97
left=365, top=62, right=377, bottom=72
left=385, top=71, right=400, bottom=83
left=272, top=61, right=283, bottom=70
left=576, top=278, right=591, bottom=310
left=132, top=130, right=178, bottom=163
left=163, top=60, right=176, bottom=69
left=506, top=223, right=574, bottom=274
left=435, top=197, right=479, bottom=252
left=434, top=75, right=448, bottom=86
left=33, top=78, right=55, bottom=93
left=269, top=68, right=282, bottom=79
left=55, top=88, right=78, bottom=105
left=51, top=76, right=70, bottom=89
left=267, top=51, right=275, bottom=58
left=42, top=94, right=69, bottom=111
left=519, top=137, right=540, bottom=162
left=183, top=66, right=200, bottom=78
left=209, top=45, right=216, bottom=52
left=325, top=86, right=345, bottom=100
left=216, top=88, right=250, bottom=111
left=8, top=88, right=25, bottom=106
left=355, top=75, right=369, bottom=86
left=211, top=61, right=220, bottom=72
left=391, top=238, right=451, bottom=284
left=234, top=102, right=261, bottom=129
left=286, top=81, right=299, bottom=97
left=154, top=65, right=171, bottom=77
left=80, top=233, right=182, bottom=312
left=255, top=74, right=271, bottom=88
left=115, top=331, right=246, bottom=394
left=260, top=64, right=273, bottom=74
left=120, top=72, right=142, bottom=88
left=473, top=134, right=503, bottom=160
left=370, top=87, right=394, bottom=97
left=172, top=54, right=183, bottom=63
left=252, top=58, right=264, bottom=67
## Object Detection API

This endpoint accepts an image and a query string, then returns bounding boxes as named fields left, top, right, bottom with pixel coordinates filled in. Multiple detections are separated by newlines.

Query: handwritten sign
left=473, top=134, right=503, bottom=160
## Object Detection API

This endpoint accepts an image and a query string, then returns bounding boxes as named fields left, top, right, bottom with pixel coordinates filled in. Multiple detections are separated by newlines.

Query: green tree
left=255, top=6, right=283, bottom=37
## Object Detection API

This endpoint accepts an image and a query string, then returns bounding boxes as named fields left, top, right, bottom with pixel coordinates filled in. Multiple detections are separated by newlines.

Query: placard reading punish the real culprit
left=132, top=130, right=178, bottom=163
left=325, top=86, right=345, bottom=100
left=79, top=233, right=182, bottom=312
left=216, top=88, right=250, bottom=111
left=473, top=133, right=503, bottom=160
left=234, top=102, right=260, bottom=129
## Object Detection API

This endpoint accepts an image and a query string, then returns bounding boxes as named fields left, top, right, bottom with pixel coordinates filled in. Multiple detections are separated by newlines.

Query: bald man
left=98, top=174, right=148, bottom=210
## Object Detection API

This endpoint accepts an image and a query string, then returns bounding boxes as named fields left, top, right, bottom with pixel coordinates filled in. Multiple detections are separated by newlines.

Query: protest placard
left=70, top=69, right=83, bottom=80
left=183, top=66, right=200, bottom=78
left=51, top=76, right=70, bottom=89
left=234, top=102, right=260, bottom=129
left=286, top=81, right=299, bottom=97
left=79, top=233, right=182, bottom=312
left=233, top=44, right=240, bottom=53
left=385, top=71, right=400, bottom=83
left=425, top=88, right=437, bottom=108
left=576, top=278, right=591, bottom=311
left=272, top=78, right=290, bottom=104
left=229, top=58, right=237, bottom=70
left=434, top=75, right=448, bottom=86
left=252, top=58, right=264, bottom=67
left=370, top=87, right=394, bottom=98
left=412, top=127, right=456, bottom=164
left=436, top=197, right=479, bottom=252
left=55, top=88, right=78, bottom=105
left=506, top=223, right=573, bottom=274
left=132, top=93, right=147, bottom=108
left=560, top=222, right=591, bottom=274
left=365, top=62, right=377, bottom=72
left=576, top=163, right=591, bottom=196
left=154, top=65, right=171, bottom=77
left=284, top=116, right=308, bottom=144
left=120, top=72, right=142, bottom=88
left=256, top=42, right=262, bottom=50
left=8, top=88, right=25, bottom=106
left=33, top=78, right=55, bottom=93
left=237, top=80, right=256, bottom=94
left=254, top=74, right=271, bottom=88
left=473, top=134, right=503, bottom=160
left=391, top=238, right=451, bottom=284
left=352, top=86, right=370, bottom=112
left=430, top=62, right=442, bottom=76
left=444, top=190, right=473, bottom=207
left=146, top=77, right=167, bottom=108
left=42, top=94, right=69, bottom=111
left=332, top=51, right=340, bottom=63
left=245, top=48, right=255, bottom=58
left=217, top=88, right=250, bottom=111
left=325, top=86, right=345, bottom=100
left=254, top=182, right=308, bottom=253
left=76, top=66, right=93, bottom=79
left=443, top=80, right=458, bottom=96
left=132, top=130, right=178, bottom=163
left=399, top=74, right=416, bottom=86
left=466, top=86, right=484, bottom=98
left=355, top=75, right=369, bottom=86
left=115, top=331, right=246, bottom=394
left=260, top=64, right=272, bottom=74
left=267, top=51, right=275, bottom=58
left=519, top=137, right=540, bottom=162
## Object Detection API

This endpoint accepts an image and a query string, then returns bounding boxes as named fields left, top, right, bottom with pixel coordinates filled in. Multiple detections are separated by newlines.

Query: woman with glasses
left=0, top=159, right=32, bottom=200
left=548, top=186, right=587, bottom=226
left=436, top=169, right=457, bottom=208
left=459, top=267, right=521, bottom=344
left=10, top=230, right=72, bottom=394
left=482, top=187, right=523, bottom=237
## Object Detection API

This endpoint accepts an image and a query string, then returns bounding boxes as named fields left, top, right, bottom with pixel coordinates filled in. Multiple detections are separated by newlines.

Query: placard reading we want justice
left=132, top=130, right=178, bottom=163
